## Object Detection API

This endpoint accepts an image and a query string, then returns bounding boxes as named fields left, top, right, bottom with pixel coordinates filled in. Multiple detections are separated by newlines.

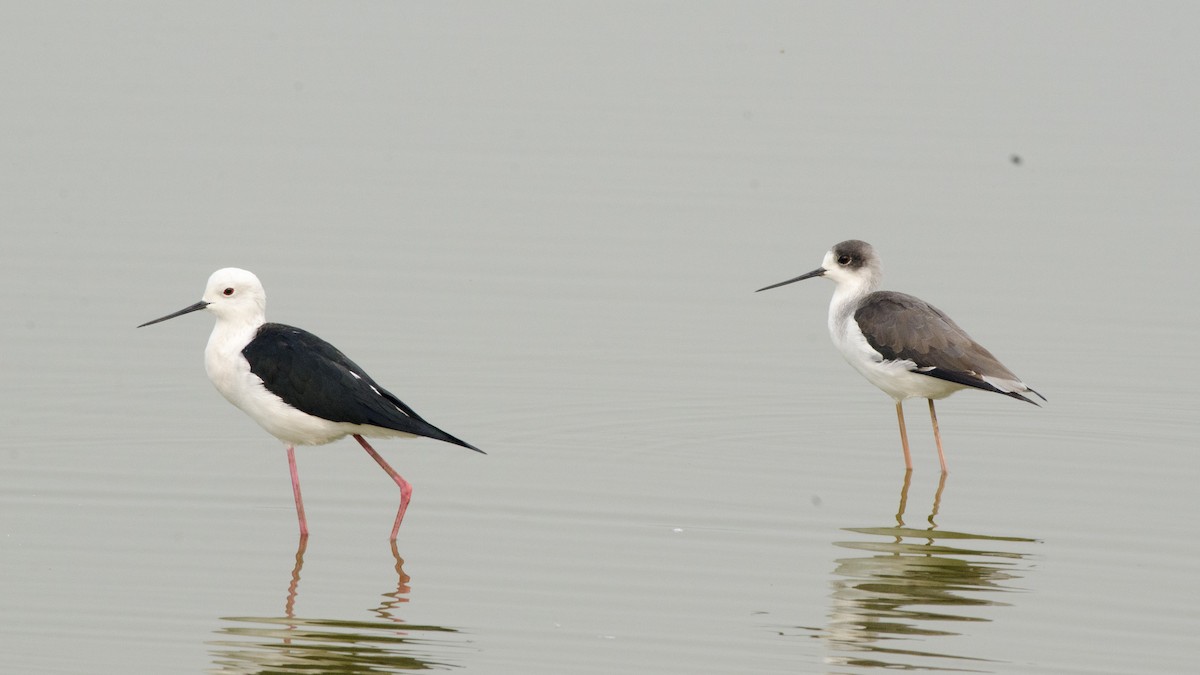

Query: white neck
left=826, top=270, right=878, bottom=335
left=204, top=316, right=263, bottom=388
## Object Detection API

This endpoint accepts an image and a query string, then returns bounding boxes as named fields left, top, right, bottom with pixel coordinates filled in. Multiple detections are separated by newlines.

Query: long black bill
left=755, top=268, right=825, bottom=293
left=137, top=300, right=210, bottom=328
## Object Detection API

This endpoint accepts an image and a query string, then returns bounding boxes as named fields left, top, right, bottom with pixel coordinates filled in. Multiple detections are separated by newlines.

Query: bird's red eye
left=223, top=287, right=234, bottom=296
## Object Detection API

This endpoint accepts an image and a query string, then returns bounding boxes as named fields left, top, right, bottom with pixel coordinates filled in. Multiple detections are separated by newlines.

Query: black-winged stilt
left=139, top=267, right=482, bottom=539
left=757, top=240, right=1043, bottom=473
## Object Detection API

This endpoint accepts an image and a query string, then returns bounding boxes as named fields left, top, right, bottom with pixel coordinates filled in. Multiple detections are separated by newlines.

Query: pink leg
left=895, top=401, right=913, bottom=471
left=287, top=445, right=309, bottom=538
left=354, top=435, right=413, bottom=540
left=928, top=399, right=949, bottom=474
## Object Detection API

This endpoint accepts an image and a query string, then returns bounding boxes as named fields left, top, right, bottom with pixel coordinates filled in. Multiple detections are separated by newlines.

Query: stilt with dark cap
left=757, top=240, right=1043, bottom=473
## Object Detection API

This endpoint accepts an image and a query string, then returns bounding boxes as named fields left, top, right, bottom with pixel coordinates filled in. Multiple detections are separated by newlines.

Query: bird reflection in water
left=815, top=473, right=1038, bottom=671
left=210, top=539, right=465, bottom=673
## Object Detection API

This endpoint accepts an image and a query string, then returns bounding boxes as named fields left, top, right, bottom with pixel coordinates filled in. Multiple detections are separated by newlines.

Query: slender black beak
left=755, top=267, right=825, bottom=293
left=137, top=300, right=210, bottom=328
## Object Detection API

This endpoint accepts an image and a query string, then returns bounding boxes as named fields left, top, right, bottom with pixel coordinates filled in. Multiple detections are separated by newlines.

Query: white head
left=756, top=239, right=883, bottom=297
left=138, top=267, right=267, bottom=329
left=201, top=268, right=267, bottom=324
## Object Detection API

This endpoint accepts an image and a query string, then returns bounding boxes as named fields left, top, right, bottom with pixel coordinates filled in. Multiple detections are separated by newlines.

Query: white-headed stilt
left=139, top=267, right=483, bottom=539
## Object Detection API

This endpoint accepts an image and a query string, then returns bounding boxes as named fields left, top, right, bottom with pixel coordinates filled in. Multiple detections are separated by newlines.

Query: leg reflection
left=820, top=471, right=1038, bottom=670
left=284, top=536, right=307, bottom=621
left=372, top=540, right=412, bottom=624
left=211, top=539, right=462, bottom=672
left=894, top=470, right=912, bottom=528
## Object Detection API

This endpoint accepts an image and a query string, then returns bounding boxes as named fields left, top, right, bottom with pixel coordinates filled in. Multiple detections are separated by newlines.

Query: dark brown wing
left=854, top=291, right=1038, bottom=403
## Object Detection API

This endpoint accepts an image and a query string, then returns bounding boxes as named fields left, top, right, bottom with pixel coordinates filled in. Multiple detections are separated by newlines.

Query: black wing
left=243, top=323, right=483, bottom=452
left=854, top=291, right=1040, bottom=405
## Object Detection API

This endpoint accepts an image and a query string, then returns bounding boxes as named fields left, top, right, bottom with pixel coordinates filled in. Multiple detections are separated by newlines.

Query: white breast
left=203, top=323, right=349, bottom=446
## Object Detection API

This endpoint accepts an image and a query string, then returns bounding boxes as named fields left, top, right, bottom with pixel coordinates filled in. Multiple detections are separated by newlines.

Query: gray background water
left=2, top=3, right=1197, bottom=673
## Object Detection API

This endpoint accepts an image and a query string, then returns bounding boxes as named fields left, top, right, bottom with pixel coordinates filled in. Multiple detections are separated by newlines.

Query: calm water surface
left=2, top=3, right=1198, bottom=674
